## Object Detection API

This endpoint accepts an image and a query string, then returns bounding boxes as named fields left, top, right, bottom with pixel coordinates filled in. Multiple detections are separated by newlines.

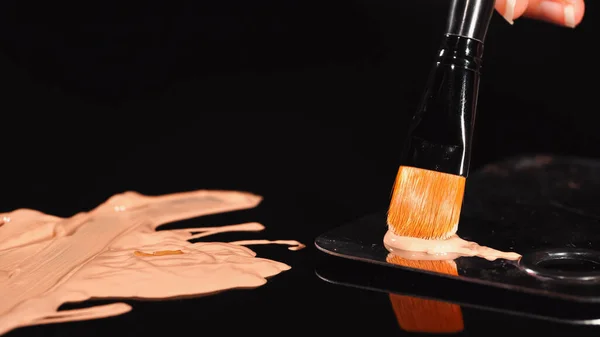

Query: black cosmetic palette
left=316, top=155, right=600, bottom=323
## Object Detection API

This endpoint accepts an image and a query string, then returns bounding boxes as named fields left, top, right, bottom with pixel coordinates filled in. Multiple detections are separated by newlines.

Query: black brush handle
left=446, top=0, right=496, bottom=42
left=401, top=0, right=495, bottom=177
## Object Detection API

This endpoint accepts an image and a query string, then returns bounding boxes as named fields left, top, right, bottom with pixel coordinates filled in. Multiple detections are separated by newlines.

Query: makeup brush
left=386, top=254, right=464, bottom=334
left=387, top=0, right=496, bottom=240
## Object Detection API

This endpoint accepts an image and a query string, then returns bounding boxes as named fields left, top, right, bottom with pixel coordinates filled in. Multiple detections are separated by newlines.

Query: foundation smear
left=0, top=190, right=303, bottom=336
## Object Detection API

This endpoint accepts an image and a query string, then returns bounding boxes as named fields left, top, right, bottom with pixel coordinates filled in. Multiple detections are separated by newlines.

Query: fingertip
left=513, top=0, right=530, bottom=19
left=572, top=0, right=585, bottom=27
left=555, top=0, right=585, bottom=27
left=496, top=0, right=529, bottom=25
left=524, top=0, right=585, bottom=28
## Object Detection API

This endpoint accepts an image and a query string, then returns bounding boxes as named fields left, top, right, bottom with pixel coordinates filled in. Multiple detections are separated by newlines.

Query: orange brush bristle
left=387, top=166, right=466, bottom=240
left=386, top=254, right=464, bottom=334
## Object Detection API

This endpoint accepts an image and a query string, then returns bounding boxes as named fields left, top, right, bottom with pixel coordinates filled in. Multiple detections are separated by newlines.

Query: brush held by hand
left=386, top=0, right=489, bottom=240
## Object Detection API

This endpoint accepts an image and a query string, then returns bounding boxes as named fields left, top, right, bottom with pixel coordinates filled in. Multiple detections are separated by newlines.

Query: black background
left=1, top=0, right=600, bottom=336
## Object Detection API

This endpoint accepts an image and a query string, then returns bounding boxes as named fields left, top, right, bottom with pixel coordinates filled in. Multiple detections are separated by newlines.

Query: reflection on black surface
left=386, top=253, right=464, bottom=334
left=389, top=294, right=463, bottom=334
left=314, top=249, right=600, bottom=334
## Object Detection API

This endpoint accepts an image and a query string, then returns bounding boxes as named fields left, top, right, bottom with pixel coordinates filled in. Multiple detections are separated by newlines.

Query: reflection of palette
left=386, top=255, right=464, bottom=334
left=315, top=256, right=600, bottom=326
left=315, top=155, right=600, bottom=319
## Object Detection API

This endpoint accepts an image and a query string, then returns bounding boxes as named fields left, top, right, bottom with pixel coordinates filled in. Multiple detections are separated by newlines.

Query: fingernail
left=563, top=4, right=576, bottom=28
left=539, top=1, right=577, bottom=28
left=502, top=0, right=516, bottom=24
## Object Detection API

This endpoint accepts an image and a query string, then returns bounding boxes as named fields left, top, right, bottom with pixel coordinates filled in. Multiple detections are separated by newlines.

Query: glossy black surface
left=2, top=0, right=600, bottom=336
left=402, top=34, right=483, bottom=177
left=446, top=0, right=496, bottom=41
left=520, top=248, right=600, bottom=282
left=401, top=0, right=495, bottom=177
